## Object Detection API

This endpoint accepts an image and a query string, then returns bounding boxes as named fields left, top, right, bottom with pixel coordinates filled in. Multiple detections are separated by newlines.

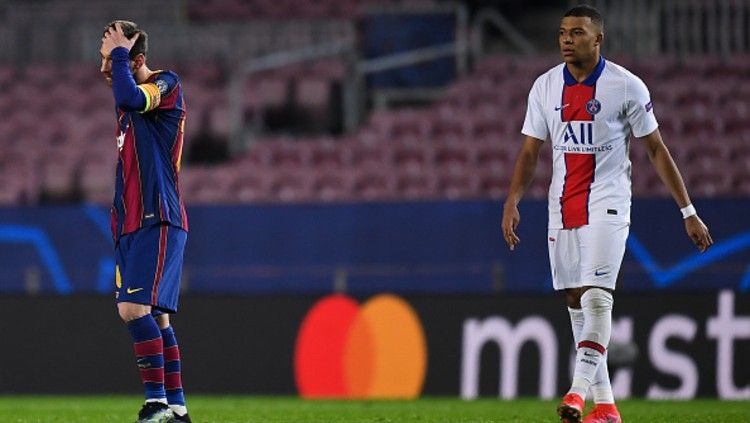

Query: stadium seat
left=231, top=172, right=273, bottom=203
left=310, top=140, right=350, bottom=171
left=438, top=170, right=480, bottom=200
left=392, top=140, right=434, bottom=174
left=687, top=170, right=732, bottom=197
left=270, top=171, right=315, bottom=202
left=476, top=144, right=511, bottom=176
left=478, top=170, right=509, bottom=199
left=396, top=169, right=439, bottom=200
left=312, top=170, right=354, bottom=201
left=352, top=170, right=396, bottom=201
left=434, top=140, right=475, bottom=175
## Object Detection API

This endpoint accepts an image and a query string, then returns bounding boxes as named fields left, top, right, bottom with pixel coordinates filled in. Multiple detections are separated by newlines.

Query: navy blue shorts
left=115, top=223, right=187, bottom=313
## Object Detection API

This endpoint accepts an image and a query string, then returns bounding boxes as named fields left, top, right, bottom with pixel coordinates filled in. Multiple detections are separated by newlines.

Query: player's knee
left=565, top=288, right=584, bottom=308
left=117, top=303, right=151, bottom=322
left=581, top=287, right=613, bottom=313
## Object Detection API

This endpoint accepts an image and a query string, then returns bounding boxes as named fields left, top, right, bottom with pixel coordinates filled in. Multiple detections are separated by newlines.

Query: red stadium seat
left=351, top=170, right=396, bottom=201
left=391, top=141, right=434, bottom=174
left=476, top=144, right=512, bottom=176
left=312, top=170, right=353, bottom=202
left=478, top=170, right=510, bottom=200
left=347, top=142, right=392, bottom=169
left=310, top=140, right=350, bottom=171
left=231, top=173, right=273, bottom=203
left=438, top=170, right=480, bottom=200
left=396, top=170, right=439, bottom=200
left=270, top=171, right=314, bottom=203
left=434, top=140, right=475, bottom=175
left=268, top=140, right=313, bottom=168
left=687, top=170, right=732, bottom=198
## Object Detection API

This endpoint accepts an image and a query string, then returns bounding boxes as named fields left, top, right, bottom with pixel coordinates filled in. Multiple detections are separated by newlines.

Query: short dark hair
left=564, top=4, right=604, bottom=31
left=104, top=20, right=148, bottom=60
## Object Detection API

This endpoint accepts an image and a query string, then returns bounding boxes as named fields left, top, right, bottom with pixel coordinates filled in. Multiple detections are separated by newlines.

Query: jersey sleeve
left=138, top=72, right=178, bottom=113
left=521, top=76, right=549, bottom=141
left=625, top=75, right=659, bottom=138
left=110, top=47, right=147, bottom=112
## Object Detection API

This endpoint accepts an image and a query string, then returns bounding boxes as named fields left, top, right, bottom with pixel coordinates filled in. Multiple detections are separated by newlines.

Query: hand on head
left=102, top=22, right=139, bottom=54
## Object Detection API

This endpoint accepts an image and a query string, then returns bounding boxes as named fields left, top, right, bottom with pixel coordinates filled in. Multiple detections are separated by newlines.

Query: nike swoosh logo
left=554, top=104, right=570, bottom=111
left=126, top=287, right=144, bottom=294
left=583, top=351, right=598, bottom=357
left=594, top=271, right=610, bottom=276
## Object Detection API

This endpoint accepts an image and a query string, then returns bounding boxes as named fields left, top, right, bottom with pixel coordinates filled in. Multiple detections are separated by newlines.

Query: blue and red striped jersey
left=109, top=47, right=188, bottom=241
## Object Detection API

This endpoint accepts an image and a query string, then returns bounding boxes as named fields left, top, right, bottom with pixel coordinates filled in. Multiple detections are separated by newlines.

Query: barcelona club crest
left=586, top=98, right=601, bottom=115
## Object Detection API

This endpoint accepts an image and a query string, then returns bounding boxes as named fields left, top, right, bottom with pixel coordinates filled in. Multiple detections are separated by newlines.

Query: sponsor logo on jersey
left=563, top=122, right=594, bottom=144
left=116, top=131, right=125, bottom=151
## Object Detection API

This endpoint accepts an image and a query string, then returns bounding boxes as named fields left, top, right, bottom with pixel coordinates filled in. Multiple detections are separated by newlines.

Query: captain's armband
left=137, top=83, right=162, bottom=113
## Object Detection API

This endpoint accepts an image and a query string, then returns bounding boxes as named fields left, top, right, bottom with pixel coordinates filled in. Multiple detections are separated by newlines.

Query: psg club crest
left=586, top=98, right=601, bottom=115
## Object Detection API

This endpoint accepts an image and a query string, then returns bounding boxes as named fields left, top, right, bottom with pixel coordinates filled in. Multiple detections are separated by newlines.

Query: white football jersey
left=521, top=58, right=658, bottom=229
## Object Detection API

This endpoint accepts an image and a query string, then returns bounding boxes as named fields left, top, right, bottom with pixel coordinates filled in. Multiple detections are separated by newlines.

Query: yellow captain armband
left=137, top=83, right=162, bottom=113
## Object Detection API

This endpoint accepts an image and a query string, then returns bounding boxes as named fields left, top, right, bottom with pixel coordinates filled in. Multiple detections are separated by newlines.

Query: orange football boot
left=583, top=403, right=622, bottom=423
left=557, top=392, right=585, bottom=423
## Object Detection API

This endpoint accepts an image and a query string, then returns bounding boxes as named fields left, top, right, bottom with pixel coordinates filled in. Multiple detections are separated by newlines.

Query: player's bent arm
left=110, top=47, right=148, bottom=112
left=505, top=136, right=544, bottom=208
left=641, top=128, right=713, bottom=252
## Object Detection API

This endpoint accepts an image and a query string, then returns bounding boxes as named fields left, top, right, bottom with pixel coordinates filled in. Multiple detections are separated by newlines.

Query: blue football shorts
left=115, top=223, right=187, bottom=313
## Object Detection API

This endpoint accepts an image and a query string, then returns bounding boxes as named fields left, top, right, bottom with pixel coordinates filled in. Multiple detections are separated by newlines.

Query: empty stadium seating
left=0, top=51, right=747, bottom=205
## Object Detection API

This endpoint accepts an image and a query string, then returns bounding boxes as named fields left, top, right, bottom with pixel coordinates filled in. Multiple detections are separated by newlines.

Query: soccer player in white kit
left=501, top=5, right=713, bottom=423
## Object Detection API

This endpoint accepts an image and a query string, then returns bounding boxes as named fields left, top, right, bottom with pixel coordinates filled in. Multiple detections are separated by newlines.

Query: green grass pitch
left=0, top=396, right=746, bottom=422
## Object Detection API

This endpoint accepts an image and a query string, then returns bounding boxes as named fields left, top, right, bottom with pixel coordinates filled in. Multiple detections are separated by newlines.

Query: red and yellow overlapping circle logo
left=294, top=293, right=427, bottom=399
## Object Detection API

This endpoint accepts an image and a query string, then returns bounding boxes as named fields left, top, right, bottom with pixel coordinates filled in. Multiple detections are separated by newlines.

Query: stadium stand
left=0, top=0, right=746, bottom=205
left=0, top=52, right=748, bottom=205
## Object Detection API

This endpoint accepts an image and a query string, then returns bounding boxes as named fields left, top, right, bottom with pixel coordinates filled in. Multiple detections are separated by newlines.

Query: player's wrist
left=110, top=46, right=131, bottom=60
left=680, top=204, right=697, bottom=219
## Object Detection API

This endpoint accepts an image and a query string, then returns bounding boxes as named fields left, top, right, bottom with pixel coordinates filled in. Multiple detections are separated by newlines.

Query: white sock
left=145, top=398, right=168, bottom=405
left=568, top=307, right=584, bottom=344
left=590, top=353, right=615, bottom=404
left=569, top=288, right=613, bottom=399
left=170, top=404, right=188, bottom=416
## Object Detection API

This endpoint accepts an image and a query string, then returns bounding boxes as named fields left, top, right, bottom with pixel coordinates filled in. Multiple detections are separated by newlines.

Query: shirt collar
left=563, top=56, right=606, bottom=86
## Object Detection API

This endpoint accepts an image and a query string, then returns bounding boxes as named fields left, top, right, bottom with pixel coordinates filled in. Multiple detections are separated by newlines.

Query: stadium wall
left=0, top=199, right=747, bottom=295
left=0, top=291, right=746, bottom=399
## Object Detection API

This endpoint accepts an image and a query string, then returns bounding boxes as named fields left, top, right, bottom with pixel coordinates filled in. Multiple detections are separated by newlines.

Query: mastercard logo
left=294, top=293, right=427, bottom=399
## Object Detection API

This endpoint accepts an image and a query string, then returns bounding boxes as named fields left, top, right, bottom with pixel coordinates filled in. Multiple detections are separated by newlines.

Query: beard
left=103, top=65, right=137, bottom=87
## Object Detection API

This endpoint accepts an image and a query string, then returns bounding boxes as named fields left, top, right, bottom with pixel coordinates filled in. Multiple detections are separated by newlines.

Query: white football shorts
left=548, top=222, right=629, bottom=291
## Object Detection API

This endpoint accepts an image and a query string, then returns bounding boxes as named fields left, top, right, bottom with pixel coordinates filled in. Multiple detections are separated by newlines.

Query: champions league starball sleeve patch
left=156, top=79, right=169, bottom=95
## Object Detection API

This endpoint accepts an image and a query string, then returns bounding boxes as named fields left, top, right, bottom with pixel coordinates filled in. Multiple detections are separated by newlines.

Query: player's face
left=559, top=16, right=601, bottom=65
left=99, top=43, right=138, bottom=87
left=100, top=46, right=113, bottom=87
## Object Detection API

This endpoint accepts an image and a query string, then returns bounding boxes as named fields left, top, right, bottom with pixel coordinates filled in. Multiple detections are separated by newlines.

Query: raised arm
left=502, top=135, right=544, bottom=250
left=102, top=23, right=153, bottom=112
left=641, top=128, right=713, bottom=252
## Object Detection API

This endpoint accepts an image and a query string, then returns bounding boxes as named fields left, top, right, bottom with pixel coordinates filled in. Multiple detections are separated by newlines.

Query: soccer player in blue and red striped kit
left=100, top=21, right=191, bottom=423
